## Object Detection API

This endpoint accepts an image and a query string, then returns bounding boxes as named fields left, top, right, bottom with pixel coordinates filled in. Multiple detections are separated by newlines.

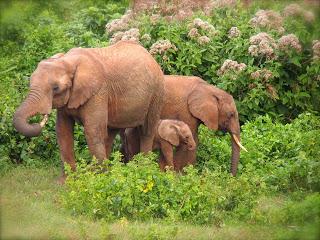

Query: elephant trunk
left=13, top=89, right=50, bottom=137
left=230, top=132, right=241, bottom=176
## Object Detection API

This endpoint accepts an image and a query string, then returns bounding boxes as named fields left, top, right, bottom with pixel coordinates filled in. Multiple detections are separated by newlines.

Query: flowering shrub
left=312, top=40, right=320, bottom=60
left=217, top=59, right=246, bottom=76
left=149, top=39, right=177, bottom=54
left=105, top=10, right=133, bottom=35
left=278, top=34, right=302, bottom=53
left=103, top=1, right=319, bottom=122
left=110, top=28, right=140, bottom=44
left=228, top=26, right=241, bottom=38
left=283, top=3, right=315, bottom=22
left=249, top=9, right=284, bottom=33
left=248, top=32, right=277, bottom=59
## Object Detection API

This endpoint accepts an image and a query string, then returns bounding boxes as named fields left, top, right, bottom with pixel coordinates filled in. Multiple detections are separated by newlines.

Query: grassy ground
left=0, top=166, right=317, bottom=240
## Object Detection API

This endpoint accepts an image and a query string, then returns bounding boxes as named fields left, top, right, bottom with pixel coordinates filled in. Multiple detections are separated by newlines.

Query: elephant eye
left=53, top=85, right=59, bottom=92
left=228, top=112, right=235, bottom=118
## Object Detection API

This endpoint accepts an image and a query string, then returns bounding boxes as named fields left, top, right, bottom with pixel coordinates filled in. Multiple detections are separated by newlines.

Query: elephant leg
left=139, top=127, right=155, bottom=154
left=174, top=133, right=198, bottom=171
left=158, top=154, right=167, bottom=171
left=140, top=135, right=155, bottom=153
left=83, top=116, right=107, bottom=163
left=174, top=148, right=197, bottom=171
left=121, top=128, right=140, bottom=162
left=159, top=141, right=174, bottom=171
left=56, top=110, right=76, bottom=184
left=139, top=93, right=162, bottom=153
left=105, top=128, right=119, bottom=158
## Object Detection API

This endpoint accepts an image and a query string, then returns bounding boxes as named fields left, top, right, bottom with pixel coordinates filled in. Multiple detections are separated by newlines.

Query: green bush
left=62, top=152, right=265, bottom=225
left=62, top=113, right=320, bottom=224
left=198, top=112, right=320, bottom=192
left=0, top=0, right=319, bottom=235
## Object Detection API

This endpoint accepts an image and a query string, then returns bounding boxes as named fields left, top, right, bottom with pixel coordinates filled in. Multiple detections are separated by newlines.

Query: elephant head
left=187, top=82, right=247, bottom=176
left=158, top=119, right=196, bottom=150
left=13, top=49, right=104, bottom=137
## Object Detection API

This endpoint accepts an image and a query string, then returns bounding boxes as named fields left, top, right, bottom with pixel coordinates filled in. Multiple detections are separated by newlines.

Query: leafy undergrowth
left=198, top=112, right=320, bottom=192
left=1, top=166, right=319, bottom=240
left=61, top=113, right=320, bottom=236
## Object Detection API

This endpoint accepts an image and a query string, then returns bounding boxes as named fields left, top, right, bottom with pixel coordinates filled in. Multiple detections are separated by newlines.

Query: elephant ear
left=158, top=120, right=180, bottom=146
left=188, top=83, right=219, bottom=130
left=67, top=53, right=105, bottom=109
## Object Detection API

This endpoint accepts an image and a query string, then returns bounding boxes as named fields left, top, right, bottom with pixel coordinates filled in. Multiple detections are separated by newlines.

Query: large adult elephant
left=13, top=41, right=164, bottom=181
left=122, top=75, right=246, bottom=176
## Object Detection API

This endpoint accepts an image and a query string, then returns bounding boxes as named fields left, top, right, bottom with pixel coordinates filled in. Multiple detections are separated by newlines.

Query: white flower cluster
left=283, top=3, right=315, bottom=22
left=149, top=40, right=178, bottom=55
left=132, top=0, right=155, bottom=12
left=105, top=10, right=133, bottom=35
left=249, top=32, right=277, bottom=60
left=150, top=14, right=161, bottom=25
left=187, top=18, right=216, bottom=45
left=312, top=40, right=320, bottom=60
left=218, top=59, right=246, bottom=76
left=278, top=34, right=302, bottom=53
left=141, top=33, right=151, bottom=42
left=174, top=9, right=194, bottom=21
left=250, top=69, right=273, bottom=82
left=110, top=28, right=140, bottom=44
left=188, top=28, right=200, bottom=39
left=228, top=27, right=241, bottom=38
left=211, top=0, right=237, bottom=9
left=192, top=18, right=215, bottom=34
left=303, top=11, right=315, bottom=23
left=283, top=3, right=302, bottom=17
left=198, top=36, right=211, bottom=45
left=250, top=10, right=284, bottom=33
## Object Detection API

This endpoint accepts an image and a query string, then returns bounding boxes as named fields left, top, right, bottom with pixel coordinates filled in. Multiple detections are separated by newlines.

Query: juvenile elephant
left=122, top=75, right=247, bottom=176
left=123, top=119, right=196, bottom=170
left=13, top=41, right=164, bottom=182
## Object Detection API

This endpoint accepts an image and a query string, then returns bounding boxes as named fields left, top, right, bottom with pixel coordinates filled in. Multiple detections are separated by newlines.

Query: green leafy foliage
left=62, top=153, right=265, bottom=225
left=0, top=1, right=319, bottom=236
left=198, top=113, right=320, bottom=192
left=62, top=113, right=320, bottom=224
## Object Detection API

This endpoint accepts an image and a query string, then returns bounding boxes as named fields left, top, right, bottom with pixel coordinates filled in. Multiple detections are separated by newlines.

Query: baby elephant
left=124, top=119, right=196, bottom=171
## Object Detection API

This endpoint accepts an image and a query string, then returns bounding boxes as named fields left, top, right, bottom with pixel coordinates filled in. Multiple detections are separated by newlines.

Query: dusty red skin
left=122, top=75, right=242, bottom=176
left=13, top=41, right=165, bottom=183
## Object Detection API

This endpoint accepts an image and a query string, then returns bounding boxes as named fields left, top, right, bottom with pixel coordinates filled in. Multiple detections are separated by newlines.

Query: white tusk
left=232, top=134, right=248, bottom=152
left=40, top=114, right=48, bottom=128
